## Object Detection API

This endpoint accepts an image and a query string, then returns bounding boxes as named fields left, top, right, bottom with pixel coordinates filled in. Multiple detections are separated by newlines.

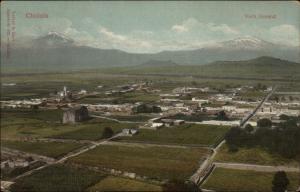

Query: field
left=1, top=109, right=78, bottom=140
left=215, top=144, right=300, bottom=167
left=2, top=140, right=84, bottom=158
left=116, top=124, right=230, bottom=146
left=69, top=144, right=209, bottom=181
left=87, top=176, right=162, bottom=192
left=1, top=161, right=46, bottom=180
left=9, top=164, right=105, bottom=192
left=49, top=120, right=137, bottom=140
left=1, top=109, right=136, bottom=141
left=202, top=168, right=300, bottom=192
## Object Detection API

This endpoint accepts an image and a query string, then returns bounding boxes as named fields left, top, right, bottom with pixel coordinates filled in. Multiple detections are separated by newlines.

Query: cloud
left=270, top=24, right=298, bottom=35
left=171, top=17, right=239, bottom=35
left=97, top=25, right=152, bottom=52
left=171, top=17, right=198, bottom=33
left=99, top=27, right=127, bottom=41
left=172, top=25, right=188, bottom=33
left=266, top=24, right=299, bottom=46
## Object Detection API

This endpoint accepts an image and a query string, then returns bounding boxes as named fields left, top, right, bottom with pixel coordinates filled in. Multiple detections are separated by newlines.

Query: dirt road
left=214, top=162, right=300, bottom=172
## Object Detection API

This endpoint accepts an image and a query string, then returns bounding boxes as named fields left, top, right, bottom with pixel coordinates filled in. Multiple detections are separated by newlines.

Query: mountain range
left=1, top=32, right=299, bottom=72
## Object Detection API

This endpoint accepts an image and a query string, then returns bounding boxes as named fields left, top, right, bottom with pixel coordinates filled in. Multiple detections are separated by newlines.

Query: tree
left=102, top=127, right=114, bottom=138
left=225, top=127, right=243, bottom=147
left=245, top=124, right=254, bottom=133
left=272, top=171, right=289, bottom=192
left=257, top=118, right=272, bottom=128
left=215, top=110, right=229, bottom=121
left=279, top=114, right=290, bottom=121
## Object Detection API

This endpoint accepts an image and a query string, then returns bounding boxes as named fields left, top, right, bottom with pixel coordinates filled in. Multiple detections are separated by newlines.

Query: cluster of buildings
left=105, top=82, right=154, bottom=95
left=1, top=149, right=35, bottom=171
left=2, top=82, right=299, bottom=129
left=0, top=99, right=45, bottom=109
left=141, top=117, right=185, bottom=130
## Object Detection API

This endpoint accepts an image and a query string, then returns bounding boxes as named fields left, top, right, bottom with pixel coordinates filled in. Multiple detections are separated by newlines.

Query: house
left=174, top=120, right=185, bottom=125
left=161, top=119, right=175, bottom=127
left=78, top=89, right=87, bottom=95
left=151, top=123, right=164, bottom=128
left=122, top=129, right=139, bottom=136
left=63, top=106, right=89, bottom=124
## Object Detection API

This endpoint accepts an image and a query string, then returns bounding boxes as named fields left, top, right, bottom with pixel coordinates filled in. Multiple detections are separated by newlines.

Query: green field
left=1, top=109, right=76, bottom=140
left=215, top=144, right=300, bottom=167
left=1, top=109, right=63, bottom=123
left=69, top=144, right=209, bottom=181
left=1, top=109, right=137, bottom=141
left=2, top=140, right=84, bottom=158
left=49, top=121, right=137, bottom=140
left=88, top=176, right=162, bottom=192
left=110, top=115, right=153, bottom=122
left=116, top=124, right=230, bottom=146
left=10, top=164, right=105, bottom=192
left=202, top=168, right=300, bottom=192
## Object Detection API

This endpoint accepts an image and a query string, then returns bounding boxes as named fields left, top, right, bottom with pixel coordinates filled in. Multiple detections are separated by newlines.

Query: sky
left=1, top=1, right=299, bottom=53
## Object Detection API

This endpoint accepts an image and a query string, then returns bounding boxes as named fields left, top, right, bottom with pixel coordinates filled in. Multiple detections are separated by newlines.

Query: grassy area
left=215, top=144, right=300, bottom=167
left=0, top=115, right=89, bottom=140
left=202, top=168, right=300, bottom=192
left=1, top=140, right=84, bottom=158
left=0, top=109, right=73, bottom=140
left=69, top=144, right=209, bottom=181
left=49, top=121, right=137, bottom=140
left=109, top=115, right=153, bottom=122
left=1, top=109, right=137, bottom=141
left=88, top=176, right=162, bottom=192
left=120, top=92, right=159, bottom=103
left=116, top=124, right=230, bottom=146
left=1, top=108, right=63, bottom=123
left=1, top=161, right=46, bottom=180
left=10, top=164, right=105, bottom=192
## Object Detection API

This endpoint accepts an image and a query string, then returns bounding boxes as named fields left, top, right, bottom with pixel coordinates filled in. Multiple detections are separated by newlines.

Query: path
left=240, top=85, right=277, bottom=127
left=90, top=114, right=144, bottom=124
left=189, top=140, right=225, bottom=185
left=11, top=133, right=122, bottom=181
left=214, top=162, right=300, bottom=172
left=191, top=86, right=278, bottom=186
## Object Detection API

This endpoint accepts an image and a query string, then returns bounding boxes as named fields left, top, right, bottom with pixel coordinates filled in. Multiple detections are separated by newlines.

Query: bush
left=225, top=120, right=300, bottom=159
left=215, top=110, right=229, bottom=121
left=257, top=118, right=272, bottom=128
left=102, top=127, right=114, bottom=138
left=272, top=171, right=289, bottom=192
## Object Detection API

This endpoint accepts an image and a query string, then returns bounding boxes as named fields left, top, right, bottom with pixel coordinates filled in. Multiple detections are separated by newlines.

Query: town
left=1, top=1, right=300, bottom=191
left=1, top=76, right=300, bottom=192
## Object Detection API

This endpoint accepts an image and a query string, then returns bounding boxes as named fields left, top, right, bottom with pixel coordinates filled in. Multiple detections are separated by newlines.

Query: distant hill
left=141, top=60, right=178, bottom=67
left=103, top=56, right=300, bottom=81
left=1, top=32, right=299, bottom=73
left=209, top=56, right=299, bottom=67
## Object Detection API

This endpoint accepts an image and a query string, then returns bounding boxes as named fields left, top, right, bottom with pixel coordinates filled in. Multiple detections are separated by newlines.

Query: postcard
left=1, top=1, right=300, bottom=192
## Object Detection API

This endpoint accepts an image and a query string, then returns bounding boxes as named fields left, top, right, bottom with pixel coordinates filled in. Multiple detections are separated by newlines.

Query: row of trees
left=225, top=117, right=300, bottom=158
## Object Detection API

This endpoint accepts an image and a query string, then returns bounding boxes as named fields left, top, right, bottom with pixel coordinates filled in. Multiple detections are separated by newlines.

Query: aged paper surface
left=1, top=1, right=300, bottom=192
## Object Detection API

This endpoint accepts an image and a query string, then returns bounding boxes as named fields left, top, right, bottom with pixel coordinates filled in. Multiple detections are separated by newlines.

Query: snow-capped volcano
left=33, top=31, right=75, bottom=48
left=217, top=36, right=274, bottom=50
